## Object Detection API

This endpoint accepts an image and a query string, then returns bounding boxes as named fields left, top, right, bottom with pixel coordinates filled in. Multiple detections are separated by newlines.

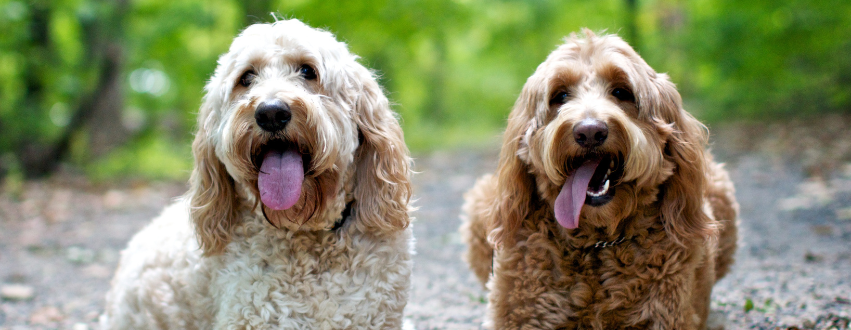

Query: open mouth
left=554, top=154, right=623, bottom=229
left=582, top=155, right=622, bottom=206
left=254, top=140, right=309, bottom=211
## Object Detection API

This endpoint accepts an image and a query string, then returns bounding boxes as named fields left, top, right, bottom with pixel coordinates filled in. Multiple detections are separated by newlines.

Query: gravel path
left=2, top=119, right=851, bottom=329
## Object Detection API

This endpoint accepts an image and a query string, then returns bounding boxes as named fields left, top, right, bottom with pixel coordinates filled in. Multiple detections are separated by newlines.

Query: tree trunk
left=16, top=2, right=57, bottom=176
left=19, top=0, right=130, bottom=177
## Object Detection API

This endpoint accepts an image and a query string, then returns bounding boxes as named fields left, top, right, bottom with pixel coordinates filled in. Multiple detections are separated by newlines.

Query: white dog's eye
left=299, top=65, right=317, bottom=81
left=549, top=91, right=569, bottom=106
left=612, top=87, right=635, bottom=102
left=239, top=70, right=257, bottom=87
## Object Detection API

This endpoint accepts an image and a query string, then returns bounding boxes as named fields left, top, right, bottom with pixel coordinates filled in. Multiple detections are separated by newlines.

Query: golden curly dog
left=461, top=30, right=739, bottom=330
left=102, top=19, right=414, bottom=329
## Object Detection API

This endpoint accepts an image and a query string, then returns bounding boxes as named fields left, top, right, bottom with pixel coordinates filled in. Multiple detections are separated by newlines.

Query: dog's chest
left=206, top=226, right=413, bottom=328
left=541, top=241, right=687, bottom=327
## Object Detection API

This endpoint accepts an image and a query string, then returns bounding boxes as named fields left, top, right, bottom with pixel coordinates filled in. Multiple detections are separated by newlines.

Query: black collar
left=261, top=200, right=354, bottom=231
left=331, top=201, right=354, bottom=231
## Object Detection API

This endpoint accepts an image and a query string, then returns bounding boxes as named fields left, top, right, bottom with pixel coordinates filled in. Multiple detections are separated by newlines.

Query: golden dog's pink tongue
left=258, top=147, right=304, bottom=210
left=554, top=159, right=600, bottom=229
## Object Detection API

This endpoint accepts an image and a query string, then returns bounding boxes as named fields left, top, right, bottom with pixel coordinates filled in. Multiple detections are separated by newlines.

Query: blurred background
left=1, top=0, right=849, bottom=182
left=2, top=1, right=851, bottom=329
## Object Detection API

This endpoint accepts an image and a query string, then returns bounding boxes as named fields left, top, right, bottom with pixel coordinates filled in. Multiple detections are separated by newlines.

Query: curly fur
left=460, top=30, right=739, bottom=329
left=102, top=19, right=414, bottom=329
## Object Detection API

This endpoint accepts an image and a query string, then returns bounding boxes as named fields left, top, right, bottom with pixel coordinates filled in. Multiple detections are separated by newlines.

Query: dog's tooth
left=610, top=159, right=615, bottom=169
left=586, top=179, right=611, bottom=198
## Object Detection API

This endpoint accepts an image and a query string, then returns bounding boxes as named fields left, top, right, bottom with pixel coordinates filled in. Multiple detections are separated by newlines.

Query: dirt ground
left=2, top=116, right=851, bottom=329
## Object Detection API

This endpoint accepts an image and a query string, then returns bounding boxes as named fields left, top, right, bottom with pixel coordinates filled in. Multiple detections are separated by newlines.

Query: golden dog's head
left=490, top=30, right=713, bottom=246
left=188, top=19, right=411, bottom=255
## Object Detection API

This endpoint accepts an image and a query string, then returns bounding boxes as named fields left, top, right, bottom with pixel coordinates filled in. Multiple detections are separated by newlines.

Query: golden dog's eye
left=299, top=64, right=317, bottom=80
left=239, top=70, right=257, bottom=87
left=612, top=88, right=635, bottom=102
left=549, top=91, right=569, bottom=106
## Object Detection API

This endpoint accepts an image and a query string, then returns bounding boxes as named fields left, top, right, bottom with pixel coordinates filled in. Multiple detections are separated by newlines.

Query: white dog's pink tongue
left=258, top=147, right=304, bottom=210
left=554, top=159, right=600, bottom=229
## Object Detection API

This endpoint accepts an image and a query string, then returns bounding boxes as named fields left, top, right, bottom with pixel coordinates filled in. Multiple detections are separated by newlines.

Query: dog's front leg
left=639, top=271, right=701, bottom=330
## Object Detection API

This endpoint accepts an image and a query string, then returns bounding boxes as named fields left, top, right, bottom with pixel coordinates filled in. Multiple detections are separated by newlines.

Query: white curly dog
left=101, top=19, right=415, bottom=329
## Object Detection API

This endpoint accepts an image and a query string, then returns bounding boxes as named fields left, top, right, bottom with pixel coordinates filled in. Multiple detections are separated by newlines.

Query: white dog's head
left=188, top=19, right=412, bottom=255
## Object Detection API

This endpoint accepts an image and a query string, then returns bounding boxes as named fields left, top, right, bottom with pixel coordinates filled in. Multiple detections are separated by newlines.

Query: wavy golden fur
left=460, top=30, right=739, bottom=329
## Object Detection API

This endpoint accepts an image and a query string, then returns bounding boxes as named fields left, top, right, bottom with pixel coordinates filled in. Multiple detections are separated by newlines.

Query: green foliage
left=642, top=0, right=851, bottom=120
left=274, top=0, right=634, bottom=148
left=87, top=134, right=191, bottom=182
left=0, top=0, right=849, bottom=181
left=0, top=0, right=240, bottom=179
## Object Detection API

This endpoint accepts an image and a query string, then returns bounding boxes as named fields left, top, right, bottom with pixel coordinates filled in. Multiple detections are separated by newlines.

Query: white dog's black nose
left=255, top=99, right=292, bottom=132
left=573, top=118, right=608, bottom=148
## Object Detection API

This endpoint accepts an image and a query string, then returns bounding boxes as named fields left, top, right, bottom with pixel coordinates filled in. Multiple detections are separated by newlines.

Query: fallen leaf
left=744, top=298, right=754, bottom=312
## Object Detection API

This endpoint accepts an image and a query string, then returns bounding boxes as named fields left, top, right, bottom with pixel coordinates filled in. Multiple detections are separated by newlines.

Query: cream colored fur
left=102, top=19, right=414, bottom=329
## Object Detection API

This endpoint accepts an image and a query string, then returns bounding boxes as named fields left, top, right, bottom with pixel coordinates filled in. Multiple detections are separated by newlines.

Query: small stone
left=102, top=190, right=126, bottom=209
left=85, top=310, right=100, bottom=321
left=1, top=284, right=34, bottom=301
left=29, top=306, right=63, bottom=324
left=778, top=196, right=814, bottom=211
left=402, top=319, right=415, bottom=330
left=82, top=264, right=113, bottom=279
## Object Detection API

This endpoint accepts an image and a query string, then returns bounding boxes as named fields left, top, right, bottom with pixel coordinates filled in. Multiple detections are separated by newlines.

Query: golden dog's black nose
left=573, top=118, right=608, bottom=148
left=255, top=99, right=292, bottom=132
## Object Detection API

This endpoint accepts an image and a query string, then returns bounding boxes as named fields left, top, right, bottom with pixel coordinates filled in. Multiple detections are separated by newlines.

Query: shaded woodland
left=1, top=0, right=849, bottom=180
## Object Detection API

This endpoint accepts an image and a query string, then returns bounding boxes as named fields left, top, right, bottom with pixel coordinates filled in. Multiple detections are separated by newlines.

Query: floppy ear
left=348, top=66, right=412, bottom=235
left=488, top=82, right=541, bottom=248
left=650, top=76, right=716, bottom=243
left=186, top=97, right=240, bottom=255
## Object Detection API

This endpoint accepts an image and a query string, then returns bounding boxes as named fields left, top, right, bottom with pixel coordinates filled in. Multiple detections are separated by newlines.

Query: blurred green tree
left=0, top=0, right=132, bottom=176
left=642, top=0, right=851, bottom=120
left=0, top=0, right=848, bottom=180
left=0, top=0, right=240, bottom=179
